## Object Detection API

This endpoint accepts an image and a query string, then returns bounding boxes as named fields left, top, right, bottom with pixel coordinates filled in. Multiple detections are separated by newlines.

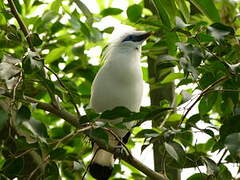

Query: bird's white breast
left=90, top=47, right=143, bottom=113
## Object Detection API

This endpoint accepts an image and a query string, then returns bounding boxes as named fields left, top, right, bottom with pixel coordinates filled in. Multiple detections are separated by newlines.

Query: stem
left=44, top=65, right=81, bottom=118
left=7, top=0, right=35, bottom=51
left=217, top=149, right=228, bottom=165
left=178, top=75, right=229, bottom=127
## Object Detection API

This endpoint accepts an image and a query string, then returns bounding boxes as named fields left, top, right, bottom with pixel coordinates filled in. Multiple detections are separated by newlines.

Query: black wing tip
left=89, top=163, right=113, bottom=180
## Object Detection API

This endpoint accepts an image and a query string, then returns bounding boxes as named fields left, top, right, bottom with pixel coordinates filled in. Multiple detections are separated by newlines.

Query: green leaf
left=22, top=53, right=43, bottom=74
left=225, top=132, right=240, bottom=158
left=197, top=33, right=214, bottom=42
left=80, top=21, right=91, bottom=38
left=50, top=0, right=61, bottom=12
left=29, top=118, right=49, bottom=138
left=198, top=92, right=218, bottom=115
left=50, top=148, right=67, bottom=160
left=219, top=115, right=240, bottom=142
left=135, top=129, right=159, bottom=138
left=166, top=113, right=181, bottom=122
left=45, top=162, right=59, bottom=178
left=202, top=157, right=218, bottom=175
left=176, top=0, right=190, bottom=22
left=164, top=142, right=179, bottom=162
left=73, top=0, right=93, bottom=24
left=217, top=164, right=232, bottom=180
left=161, top=73, right=184, bottom=84
left=15, top=136, right=38, bottom=151
left=203, top=129, right=214, bottom=137
left=187, top=173, right=208, bottom=180
left=51, top=21, right=64, bottom=34
left=72, top=44, right=85, bottom=56
left=190, top=0, right=220, bottom=22
left=45, top=47, right=65, bottom=64
left=13, top=0, right=22, bottom=14
left=101, top=8, right=123, bottom=17
left=127, top=4, right=142, bottom=22
left=2, top=158, right=24, bottom=178
left=152, top=0, right=177, bottom=28
left=177, top=43, right=203, bottom=67
left=0, top=107, right=8, bottom=130
left=101, top=106, right=131, bottom=119
left=88, top=128, right=109, bottom=146
left=16, top=105, right=31, bottom=123
left=208, top=23, right=235, bottom=40
left=29, top=33, right=42, bottom=46
left=102, top=27, right=114, bottom=34
left=41, top=10, right=57, bottom=22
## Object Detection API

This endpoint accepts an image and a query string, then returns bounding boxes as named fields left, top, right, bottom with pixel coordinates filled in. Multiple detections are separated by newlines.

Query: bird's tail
left=89, top=131, right=131, bottom=179
left=89, top=146, right=114, bottom=180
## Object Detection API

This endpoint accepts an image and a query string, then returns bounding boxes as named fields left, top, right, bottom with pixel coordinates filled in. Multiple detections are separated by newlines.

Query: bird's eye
left=122, top=35, right=136, bottom=42
left=128, top=35, right=133, bottom=40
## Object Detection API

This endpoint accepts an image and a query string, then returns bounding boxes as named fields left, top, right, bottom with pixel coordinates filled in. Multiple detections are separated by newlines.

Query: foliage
left=0, top=0, right=240, bottom=179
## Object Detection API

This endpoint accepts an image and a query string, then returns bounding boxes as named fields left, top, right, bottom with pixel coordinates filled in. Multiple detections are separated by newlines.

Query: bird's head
left=116, top=31, right=152, bottom=50
left=101, top=31, right=151, bottom=62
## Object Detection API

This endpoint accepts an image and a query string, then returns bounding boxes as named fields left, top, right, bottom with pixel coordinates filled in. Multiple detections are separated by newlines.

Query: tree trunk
left=144, top=1, right=181, bottom=179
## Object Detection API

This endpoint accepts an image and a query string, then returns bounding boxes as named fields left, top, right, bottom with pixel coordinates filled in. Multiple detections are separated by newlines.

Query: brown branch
left=102, top=127, right=133, bottom=157
left=51, top=125, right=93, bottom=149
left=28, top=155, right=50, bottom=180
left=178, top=75, right=229, bottom=127
left=7, top=0, right=35, bottom=51
left=0, top=88, right=167, bottom=179
left=95, top=139, right=168, bottom=180
left=0, top=88, right=80, bottom=127
left=25, top=96, right=81, bottom=128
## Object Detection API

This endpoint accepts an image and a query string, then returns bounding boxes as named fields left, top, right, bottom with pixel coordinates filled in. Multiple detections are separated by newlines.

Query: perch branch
left=0, top=88, right=167, bottom=179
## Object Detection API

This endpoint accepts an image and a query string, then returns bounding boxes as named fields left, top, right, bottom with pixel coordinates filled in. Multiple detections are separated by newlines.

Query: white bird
left=89, top=31, right=151, bottom=180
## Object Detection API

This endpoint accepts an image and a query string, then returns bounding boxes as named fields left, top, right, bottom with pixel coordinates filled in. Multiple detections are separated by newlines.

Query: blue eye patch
left=122, top=35, right=143, bottom=42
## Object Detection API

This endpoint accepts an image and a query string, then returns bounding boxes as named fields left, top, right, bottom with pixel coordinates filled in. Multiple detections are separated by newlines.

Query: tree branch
left=178, top=75, right=229, bottom=127
left=7, top=0, right=35, bottom=51
left=0, top=87, right=80, bottom=127
left=0, top=88, right=167, bottom=179
left=94, top=138, right=168, bottom=180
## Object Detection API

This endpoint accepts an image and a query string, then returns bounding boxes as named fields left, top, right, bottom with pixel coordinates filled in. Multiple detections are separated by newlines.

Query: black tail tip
left=89, top=163, right=113, bottom=180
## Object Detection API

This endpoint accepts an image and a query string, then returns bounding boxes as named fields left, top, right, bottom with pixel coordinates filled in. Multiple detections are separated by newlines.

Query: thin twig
left=52, top=125, right=92, bottom=149
left=102, top=127, right=133, bottom=157
left=7, top=0, right=35, bottom=51
left=28, top=155, right=50, bottom=180
left=178, top=75, right=229, bottom=127
left=217, top=149, right=228, bottom=165
left=12, top=71, right=23, bottom=101
left=194, top=36, right=233, bottom=75
left=44, top=65, right=81, bottom=118
left=12, top=148, right=34, bottom=159
left=0, top=87, right=80, bottom=127
left=208, top=88, right=240, bottom=93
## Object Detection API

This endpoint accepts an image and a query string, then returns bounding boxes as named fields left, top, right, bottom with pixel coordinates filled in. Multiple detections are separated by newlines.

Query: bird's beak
left=138, top=31, right=152, bottom=41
